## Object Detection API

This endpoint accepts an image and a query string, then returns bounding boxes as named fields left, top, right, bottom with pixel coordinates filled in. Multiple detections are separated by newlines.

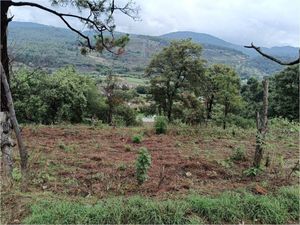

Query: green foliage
left=206, top=64, right=243, bottom=129
left=135, top=147, right=151, bottom=185
left=269, top=65, right=299, bottom=121
left=11, top=67, right=138, bottom=126
left=243, top=167, right=262, bottom=177
left=23, top=187, right=299, bottom=224
left=230, top=145, right=246, bottom=161
left=12, top=66, right=103, bottom=124
left=147, top=39, right=205, bottom=121
left=241, top=77, right=263, bottom=118
left=12, top=168, right=22, bottom=182
left=154, top=116, right=168, bottom=134
left=242, top=192, right=288, bottom=224
left=188, top=192, right=243, bottom=223
left=132, top=134, right=142, bottom=144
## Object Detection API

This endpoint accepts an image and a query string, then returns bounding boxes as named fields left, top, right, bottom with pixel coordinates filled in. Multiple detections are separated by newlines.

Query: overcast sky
left=10, top=0, right=300, bottom=47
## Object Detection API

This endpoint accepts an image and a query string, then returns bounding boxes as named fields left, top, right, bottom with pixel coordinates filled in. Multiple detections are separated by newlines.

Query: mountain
left=161, top=31, right=299, bottom=58
left=8, top=21, right=297, bottom=79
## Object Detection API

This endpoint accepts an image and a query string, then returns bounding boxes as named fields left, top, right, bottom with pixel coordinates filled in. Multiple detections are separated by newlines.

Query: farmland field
left=1, top=122, right=299, bottom=224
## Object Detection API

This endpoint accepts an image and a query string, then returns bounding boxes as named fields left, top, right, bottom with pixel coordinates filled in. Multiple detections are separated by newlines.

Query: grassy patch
left=24, top=187, right=299, bottom=224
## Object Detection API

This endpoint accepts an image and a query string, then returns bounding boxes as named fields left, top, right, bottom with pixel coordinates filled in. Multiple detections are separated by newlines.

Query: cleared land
left=1, top=123, right=299, bottom=224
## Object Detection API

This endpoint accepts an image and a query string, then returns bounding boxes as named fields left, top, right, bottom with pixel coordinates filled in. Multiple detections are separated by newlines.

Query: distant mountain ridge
left=160, top=31, right=299, bottom=58
left=8, top=21, right=298, bottom=79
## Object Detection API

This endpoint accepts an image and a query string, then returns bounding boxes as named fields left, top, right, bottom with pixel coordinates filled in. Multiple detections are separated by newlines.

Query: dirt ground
left=1, top=124, right=299, bottom=223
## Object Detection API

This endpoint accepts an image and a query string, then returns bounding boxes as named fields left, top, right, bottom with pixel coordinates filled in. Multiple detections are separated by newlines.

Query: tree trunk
left=223, top=103, right=228, bottom=130
left=253, top=79, right=269, bottom=168
left=1, top=64, right=28, bottom=188
left=167, top=98, right=173, bottom=122
left=206, top=94, right=214, bottom=120
left=1, top=0, right=13, bottom=181
left=0, top=111, right=13, bottom=186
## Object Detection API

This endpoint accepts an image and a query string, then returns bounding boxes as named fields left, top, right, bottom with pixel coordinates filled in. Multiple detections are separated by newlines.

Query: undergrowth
left=23, top=186, right=299, bottom=224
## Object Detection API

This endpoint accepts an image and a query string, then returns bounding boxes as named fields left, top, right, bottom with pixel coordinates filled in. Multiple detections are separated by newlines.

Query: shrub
left=135, top=147, right=151, bottom=185
left=132, top=134, right=142, bottom=143
left=154, top=116, right=168, bottom=134
left=230, top=145, right=246, bottom=161
left=243, top=167, right=262, bottom=177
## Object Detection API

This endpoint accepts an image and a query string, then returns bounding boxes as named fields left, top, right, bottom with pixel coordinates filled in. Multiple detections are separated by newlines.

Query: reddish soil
left=9, top=124, right=297, bottom=198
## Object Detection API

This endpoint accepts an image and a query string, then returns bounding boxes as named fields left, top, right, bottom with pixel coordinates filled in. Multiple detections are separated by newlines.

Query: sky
left=9, top=0, right=300, bottom=47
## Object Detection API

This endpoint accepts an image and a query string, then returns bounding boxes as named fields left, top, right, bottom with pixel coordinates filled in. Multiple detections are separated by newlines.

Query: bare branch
left=244, top=42, right=299, bottom=65
left=11, top=1, right=96, bottom=49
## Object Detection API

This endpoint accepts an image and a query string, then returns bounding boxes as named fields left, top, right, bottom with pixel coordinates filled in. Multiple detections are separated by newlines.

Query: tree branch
left=10, top=1, right=110, bottom=49
left=244, top=42, right=299, bottom=65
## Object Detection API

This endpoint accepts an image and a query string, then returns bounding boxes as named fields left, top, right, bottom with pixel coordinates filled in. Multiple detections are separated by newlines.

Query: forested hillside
left=8, top=21, right=298, bottom=79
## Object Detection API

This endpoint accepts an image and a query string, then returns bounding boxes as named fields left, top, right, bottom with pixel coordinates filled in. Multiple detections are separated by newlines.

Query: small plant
left=118, top=163, right=128, bottom=171
left=230, top=145, right=246, bottom=161
left=132, top=134, right=142, bottom=143
left=12, top=168, right=22, bottom=182
left=124, top=145, right=132, bottom=152
left=243, top=167, right=262, bottom=177
left=136, top=147, right=152, bottom=185
left=154, top=116, right=168, bottom=134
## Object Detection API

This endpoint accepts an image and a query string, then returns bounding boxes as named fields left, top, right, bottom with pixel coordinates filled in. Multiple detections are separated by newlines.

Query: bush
left=115, top=105, right=138, bottom=126
left=154, top=116, right=168, bottom=134
left=230, top=145, right=246, bottom=161
left=135, top=147, right=151, bottom=185
left=132, top=134, right=142, bottom=143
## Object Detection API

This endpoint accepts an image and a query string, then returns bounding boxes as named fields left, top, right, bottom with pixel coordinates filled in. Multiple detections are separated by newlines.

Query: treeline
left=11, top=40, right=299, bottom=127
left=11, top=66, right=139, bottom=126
left=142, top=40, right=299, bottom=128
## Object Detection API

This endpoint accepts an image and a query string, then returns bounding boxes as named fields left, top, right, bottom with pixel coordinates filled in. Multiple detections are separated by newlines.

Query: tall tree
left=212, top=64, right=242, bottom=129
left=269, top=65, right=299, bottom=121
left=241, top=77, right=263, bottom=118
left=1, top=0, right=137, bottom=180
left=146, top=39, right=205, bottom=121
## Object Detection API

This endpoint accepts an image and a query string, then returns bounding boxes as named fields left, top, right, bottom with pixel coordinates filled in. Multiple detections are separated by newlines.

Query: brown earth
left=1, top=124, right=299, bottom=223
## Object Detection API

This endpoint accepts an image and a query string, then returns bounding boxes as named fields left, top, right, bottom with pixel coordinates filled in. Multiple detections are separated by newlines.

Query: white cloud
left=10, top=0, right=300, bottom=47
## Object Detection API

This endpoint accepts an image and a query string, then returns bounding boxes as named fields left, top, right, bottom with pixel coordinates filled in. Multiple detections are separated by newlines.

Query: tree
left=211, top=64, right=242, bottom=129
left=102, top=74, right=124, bottom=125
left=1, top=0, right=137, bottom=180
left=253, top=78, right=269, bottom=168
left=146, top=39, right=205, bottom=121
left=269, top=65, right=299, bottom=121
left=241, top=77, right=263, bottom=118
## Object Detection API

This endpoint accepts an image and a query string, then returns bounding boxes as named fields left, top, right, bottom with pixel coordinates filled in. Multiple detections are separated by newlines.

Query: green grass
left=24, top=186, right=299, bottom=224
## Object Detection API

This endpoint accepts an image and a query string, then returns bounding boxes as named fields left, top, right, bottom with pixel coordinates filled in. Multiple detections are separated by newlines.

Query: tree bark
left=1, top=0, right=13, bottom=182
left=0, top=111, right=13, bottom=186
left=253, top=79, right=269, bottom=168
left=1, top=64, right=28, bottom=188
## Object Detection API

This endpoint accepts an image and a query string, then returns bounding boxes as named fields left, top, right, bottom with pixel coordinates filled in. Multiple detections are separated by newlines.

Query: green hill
left=8, top=21, right=297, bottom=79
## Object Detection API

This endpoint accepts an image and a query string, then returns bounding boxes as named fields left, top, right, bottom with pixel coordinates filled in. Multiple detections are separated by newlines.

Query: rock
left=185, top=172, right=192, bottom=177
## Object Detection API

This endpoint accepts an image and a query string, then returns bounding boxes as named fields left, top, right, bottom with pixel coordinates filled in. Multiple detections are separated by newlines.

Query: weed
left=118, top=163, right=127, bottom=171
left=136, top=147, right=151, bottom=185
left=154, top=116, right=168, bottom=134
left=58, top=142, right=74, bottom=152
left=132, top=134, right=142, bottom=143
left=230, top=145, right=246, bottom=161
left=124, top=145, right=132, bottom=152
left=12, top=168, right=22, bottom=182
left=243, top=167, right=262, bottom=177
